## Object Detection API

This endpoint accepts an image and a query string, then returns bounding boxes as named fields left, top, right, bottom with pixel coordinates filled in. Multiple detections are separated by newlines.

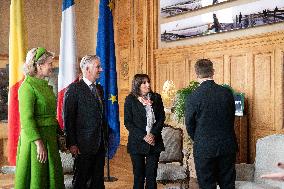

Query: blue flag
left=96, top=0, right=120, bottom=159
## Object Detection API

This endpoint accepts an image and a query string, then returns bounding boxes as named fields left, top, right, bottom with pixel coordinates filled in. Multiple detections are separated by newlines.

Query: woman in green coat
left=14, top=47, right=64, bottom=189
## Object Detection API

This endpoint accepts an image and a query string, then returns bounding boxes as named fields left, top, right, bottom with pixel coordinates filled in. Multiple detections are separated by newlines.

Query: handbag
left=57, top=134, right=68, bottom=152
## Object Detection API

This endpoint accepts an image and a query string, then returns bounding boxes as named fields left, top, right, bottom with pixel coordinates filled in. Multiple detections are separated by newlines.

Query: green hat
left=35, top=47, right=46, bottom=62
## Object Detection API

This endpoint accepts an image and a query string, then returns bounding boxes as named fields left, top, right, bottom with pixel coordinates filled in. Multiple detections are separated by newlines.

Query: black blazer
left=63, top=79, right=107, bottom=154
left=124, top=92, right=165, bottom=155
left=185, top=80, right=238, bottom=158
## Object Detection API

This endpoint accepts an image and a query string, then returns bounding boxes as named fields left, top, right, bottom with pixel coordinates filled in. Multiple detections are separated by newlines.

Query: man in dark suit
left=185, top=59, right=237, bottom=189
left=63, top=55, right=106, bottom=189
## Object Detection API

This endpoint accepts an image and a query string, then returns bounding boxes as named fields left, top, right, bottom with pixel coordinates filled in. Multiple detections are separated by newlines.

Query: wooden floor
left=0, top=145, right=199, bottom=189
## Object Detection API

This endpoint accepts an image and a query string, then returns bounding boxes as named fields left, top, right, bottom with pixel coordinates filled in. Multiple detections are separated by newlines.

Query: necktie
left=90, top=84, right=98, bottom=98
left=90, top=84, right=103, bottom=111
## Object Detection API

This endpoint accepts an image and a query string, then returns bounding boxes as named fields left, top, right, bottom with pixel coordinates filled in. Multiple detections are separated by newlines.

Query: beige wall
left=0, top=0, right=99, bottom=57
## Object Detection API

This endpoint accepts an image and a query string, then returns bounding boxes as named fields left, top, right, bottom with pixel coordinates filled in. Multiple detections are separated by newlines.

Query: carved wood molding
left=0, top=55, right=8, bottom=68
left=154, top=31, right=284, bottom=59
left=0, top=54, right=8, bottom=58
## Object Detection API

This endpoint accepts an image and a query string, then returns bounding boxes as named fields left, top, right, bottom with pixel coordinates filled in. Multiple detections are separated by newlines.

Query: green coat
left=15, top=75, right=64, bottom=189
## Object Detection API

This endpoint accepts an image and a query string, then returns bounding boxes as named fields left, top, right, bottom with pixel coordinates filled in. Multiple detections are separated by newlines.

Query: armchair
left=156, top=125, right=190, bottom=189
left=235, top=134, right=284, bottom=189
left=60, top=151, right=74, bottom=189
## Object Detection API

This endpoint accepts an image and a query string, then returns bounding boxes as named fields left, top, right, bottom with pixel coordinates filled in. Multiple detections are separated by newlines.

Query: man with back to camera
left=185, top=59, right=238, bottom=189
left=63, top=55, right=107, bottom=189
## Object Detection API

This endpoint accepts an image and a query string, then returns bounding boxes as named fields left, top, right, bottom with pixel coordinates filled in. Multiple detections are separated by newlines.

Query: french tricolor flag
left=57, top=0, right=78, bottom=129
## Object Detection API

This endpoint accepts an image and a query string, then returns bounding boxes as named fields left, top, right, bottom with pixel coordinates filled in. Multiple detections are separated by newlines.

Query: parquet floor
left=0, top=145, right=199, bottom=189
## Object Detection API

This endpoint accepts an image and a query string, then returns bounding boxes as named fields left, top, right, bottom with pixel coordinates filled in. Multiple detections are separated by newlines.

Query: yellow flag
left=8, top=0, right=27, bottom=165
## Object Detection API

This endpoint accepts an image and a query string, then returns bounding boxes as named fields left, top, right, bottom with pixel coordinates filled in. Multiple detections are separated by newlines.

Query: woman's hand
left=144, top=133, right=155, bottom=146
left=34, top=139, right=47, bottom=163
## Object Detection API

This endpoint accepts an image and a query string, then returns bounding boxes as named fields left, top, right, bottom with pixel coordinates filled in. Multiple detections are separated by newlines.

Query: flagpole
left=104, top=148, right=118, bottom=182
left=104, top=123, right=118, bottom=182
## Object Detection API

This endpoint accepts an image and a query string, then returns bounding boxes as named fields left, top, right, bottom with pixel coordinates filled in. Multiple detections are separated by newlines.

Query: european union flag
left=96, top=0, right=120, bottom=159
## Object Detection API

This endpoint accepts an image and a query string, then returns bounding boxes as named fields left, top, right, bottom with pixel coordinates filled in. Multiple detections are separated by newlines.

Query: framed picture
left=161, top=0, right=284, bottom=42
left=221, top=84, right=245, bottom=116
left=161, top=0, right=232, bottom=17
left=234, top=93, right=245, bottom=116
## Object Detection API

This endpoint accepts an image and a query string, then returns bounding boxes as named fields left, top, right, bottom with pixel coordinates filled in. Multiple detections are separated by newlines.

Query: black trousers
left=130, top=153, right=160, bottom=189
left=194, top=153, right=236, bottom=189
left=72, top=144, right=105, bottom=189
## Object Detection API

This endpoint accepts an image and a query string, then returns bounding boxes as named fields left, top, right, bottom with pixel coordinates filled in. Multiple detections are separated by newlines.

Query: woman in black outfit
left=124, top=74, right=165, bottom=189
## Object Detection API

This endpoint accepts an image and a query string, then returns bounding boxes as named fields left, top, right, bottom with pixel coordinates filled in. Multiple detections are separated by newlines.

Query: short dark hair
left=131, top=74, right=151, bottom=97
left=195, top=59, right=214, bottom=78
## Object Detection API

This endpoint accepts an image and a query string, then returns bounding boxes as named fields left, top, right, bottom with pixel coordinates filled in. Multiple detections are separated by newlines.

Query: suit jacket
left=185, top=80, right=238, bottom=158
left=124, top=92, right=165, bottom=155
left=63, top=79, right=107, bottom=154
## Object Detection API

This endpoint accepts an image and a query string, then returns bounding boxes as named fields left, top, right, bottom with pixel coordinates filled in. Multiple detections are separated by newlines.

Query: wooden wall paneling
left=225, top=52, right=250, bottom=163
left=132, top=0, right=145, bottom=74
left=273, top=49, right=284, bottom=131
left=185, top=58, right=192, bottom=86
left=229, top=53, right=248, bottom=93
left=170, top=58, right=187, bottom=90
left=130, top=0, right=137, bottom=76
left=0, top=55, right=8, bottom=69
left=204, top=51, right=224, bottom=84
left=223, top=55, right=231, bottom=85
left=139, top=47, right=145, bottom=74
left=249, top=50, right=275, bottom=161
left=115, top=0, right=132, bottom=145
left=134, top=0, right=144, bottom=46
left=187, top=59, right=196, bottom=83
left=252, top=51, right=274, bottom=130
left=117, top=47, right=130, bottom=139
left=118, top=48, right=130, bottom=90
left=245, top=52, right=254, bottom=163
left=115, top=0, right=131, bottom=48
left=142, top=0, right=149, bottom=75
left=119, top=88, right=131, bottom=145
left=117, top=50, right=131, bottom=145
left=207, top=56, right=225, bottom=85
left=228, top=51, right=250, bottom=157
left=234, top=116, right=248, bottom=163
left=187, top=53, right=204, bottom=82
left=144, top=0, right=159, bottom=90
left=156, top=60, right=170, bottom=93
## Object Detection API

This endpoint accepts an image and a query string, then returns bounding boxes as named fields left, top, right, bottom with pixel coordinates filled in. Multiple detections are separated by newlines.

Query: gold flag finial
left=108, top=0, right=115, bottom=11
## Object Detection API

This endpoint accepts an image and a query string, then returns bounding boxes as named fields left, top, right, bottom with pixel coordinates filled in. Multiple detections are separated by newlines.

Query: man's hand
left=70, top=145, right=80, bottom=157
left=143, top=133, right=155, bottom=146
left=278, top=162, right=284, bottom=169
left=261, top=172, right=284, bottom=181
left=34, top=139, right=47, bottom=163
left=260, top=162, right=284, bottom=181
